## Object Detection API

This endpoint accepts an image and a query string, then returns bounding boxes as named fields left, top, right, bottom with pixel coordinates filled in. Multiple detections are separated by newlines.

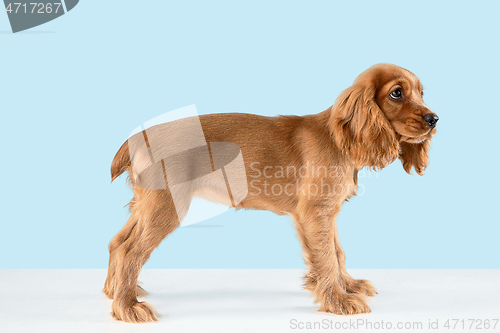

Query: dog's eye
left=390, top=89, right=403, bottom=100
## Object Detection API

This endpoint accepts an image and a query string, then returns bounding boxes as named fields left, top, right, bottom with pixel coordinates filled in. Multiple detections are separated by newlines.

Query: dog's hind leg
left=111, top=188, right=183, bottom=323
left=103, top=208, right=147, bottom=299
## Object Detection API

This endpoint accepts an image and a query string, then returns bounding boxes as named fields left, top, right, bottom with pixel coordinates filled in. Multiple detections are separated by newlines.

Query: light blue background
left=1, top=1, right=499, bottom=269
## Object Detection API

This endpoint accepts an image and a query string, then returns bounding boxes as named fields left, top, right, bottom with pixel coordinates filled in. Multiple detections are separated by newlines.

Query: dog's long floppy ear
left=330, top=84, right=399, bottom=170
left=399, top=140, right=430, bottom=176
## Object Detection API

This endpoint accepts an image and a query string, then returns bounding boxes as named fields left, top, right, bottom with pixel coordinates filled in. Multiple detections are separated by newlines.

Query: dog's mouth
left=401, top=135, right=427, bottom=144
left=397, top=128, right=435, bottom=144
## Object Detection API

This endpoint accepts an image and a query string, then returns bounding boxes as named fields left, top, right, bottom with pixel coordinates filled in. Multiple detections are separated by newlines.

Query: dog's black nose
left=423, top=114, right=439, bottom=128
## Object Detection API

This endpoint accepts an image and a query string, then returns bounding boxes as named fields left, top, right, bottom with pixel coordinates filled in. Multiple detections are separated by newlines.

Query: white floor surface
left=0, top=269, right=499, bottom=332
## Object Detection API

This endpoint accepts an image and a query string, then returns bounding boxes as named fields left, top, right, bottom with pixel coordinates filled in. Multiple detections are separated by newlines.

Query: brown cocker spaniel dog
left=104, top=63, right=438, bottom=322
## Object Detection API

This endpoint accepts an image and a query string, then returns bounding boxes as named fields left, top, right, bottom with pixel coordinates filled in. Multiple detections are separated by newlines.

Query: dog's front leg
left=333, top=227, right=377, bottom=297
left=295, top=191, right=371, bottom=315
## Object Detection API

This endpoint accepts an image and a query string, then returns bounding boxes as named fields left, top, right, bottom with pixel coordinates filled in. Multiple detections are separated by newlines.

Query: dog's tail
left=111, top=140, right=131, bottom=182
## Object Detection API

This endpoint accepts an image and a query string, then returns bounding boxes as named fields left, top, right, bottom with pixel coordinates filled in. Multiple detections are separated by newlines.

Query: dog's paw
left=347, top=279, right=377, bottom=297
left=319, top=292, right=371, bottom=315
left=111, top=301, right=158, bottom=323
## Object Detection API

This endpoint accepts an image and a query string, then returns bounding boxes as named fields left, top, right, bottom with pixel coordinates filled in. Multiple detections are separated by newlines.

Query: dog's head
left=329, top=63, right=438, bottom=175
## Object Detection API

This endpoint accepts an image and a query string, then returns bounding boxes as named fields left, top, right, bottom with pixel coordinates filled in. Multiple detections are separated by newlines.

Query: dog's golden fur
left=104, top=63, right=437, bottom=322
